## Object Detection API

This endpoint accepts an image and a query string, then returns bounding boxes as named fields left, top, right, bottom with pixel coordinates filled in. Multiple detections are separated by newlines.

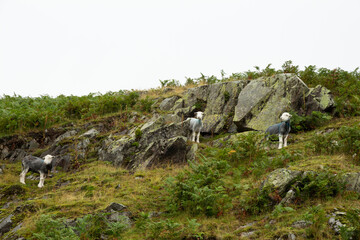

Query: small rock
left=54, top=130, right=77, bottom=143
left=237, top=221, right=256, bottom=230
left=241, top=231, right=255, bottom=238
left=292, top=220, right=313, bottom=229
left=328, top=217, right=343, bottom=234
left=107, top=212, right=132, bottom=226
left=80, top=128, right=99, bottom=138
left=334, top=211, right=346, bottom=216
left=269, top=219, right=277, bottom=225
left=149, top=212, right=163, bottom=218
left=105, top=202, right=127, bottom=212
left=28, top=139, right=40, bottom=150
left=288, top=233, right=296, bottom=240
left=0, top=214, right=14, bottom=235
left=280, top=189, right=295, bottom=205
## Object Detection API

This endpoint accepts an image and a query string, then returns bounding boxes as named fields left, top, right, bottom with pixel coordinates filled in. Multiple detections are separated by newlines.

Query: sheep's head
left=280, top=112, right=292, bottom=122
left=194, top=111, right=204, bottom=120
left=44, top=155, right=54, bottom=164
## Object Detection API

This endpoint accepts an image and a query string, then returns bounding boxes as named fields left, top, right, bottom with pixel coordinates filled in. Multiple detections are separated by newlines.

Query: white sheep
left=20, top=155, right=54, bottom=188
left=188, top=111, right=204, bottom=143
left=265, top=112, right=292, bottom=149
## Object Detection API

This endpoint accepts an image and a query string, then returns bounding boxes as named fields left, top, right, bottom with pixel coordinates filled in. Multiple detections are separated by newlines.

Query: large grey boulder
left=171, top=85, right=209, bottom=117
left=99, top=116, right=193, bottom=169
left=202, top=81, right=247, bottom=133
left=343, top=172, right=360, bottom=192
left=171, top=81, right=248, bottom=134
left=159, top=96, right=181, bottom=111
left=260, top=168, right=302, bottom=195
left=306, top=85, right=335, bottom=113
left=233, top=74, right=309, bottom=131
left=168, top=74, right=333, bottom=134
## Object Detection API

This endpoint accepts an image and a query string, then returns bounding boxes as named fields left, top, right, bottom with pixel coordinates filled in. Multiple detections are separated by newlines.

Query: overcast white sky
left=0, top=0, right=359, bottom=97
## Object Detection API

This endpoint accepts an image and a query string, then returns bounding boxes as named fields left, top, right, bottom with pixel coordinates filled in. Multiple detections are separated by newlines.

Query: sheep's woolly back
left=189, top=118, right=203, bottom=133
left=44, top=155, right=54, bottom=165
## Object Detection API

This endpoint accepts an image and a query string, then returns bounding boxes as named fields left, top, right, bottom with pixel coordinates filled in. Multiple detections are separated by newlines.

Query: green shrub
left=228, top=132, right=267, bottom=164
left=165, top=156, right=232, bottom=217
left=32, top=213, right=129, bottom=240
left=223, top=91, right=230, bottom=102
left=74, top=213, right=129, bottom=239
left=340, top=209, right=360, bottom=240
left=308, top=126, right=360, bottom=160
left=302, top=205, right=331, bottom=239
left=307, top=132, right=339, bottom=155
left=204, top=133, right=300, bottom=177
left=135, top=128, right=142, bottom=140
left=0, top=91, right=144, bottom=135
left=138, top=97, right=154, bottom=113
left=290, top=111, right=332, bottom=133
left=294, top=171, right=345, bottom=200
left=135, top=213, right=203, bottom=240
left=32, top=215, right=78, bottom=240
left=240, top=186, right=278, bottom=215
left=159, top=79, right=181, bottom=88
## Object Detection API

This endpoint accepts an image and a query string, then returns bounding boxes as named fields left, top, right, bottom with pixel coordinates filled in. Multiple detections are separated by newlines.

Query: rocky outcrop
left=163, top=74, right=334, bottom=133
left=306, top=85, right=335, bottom=113
left=170, top=80, right=248, bottom=134
left=233, top=74, right=334, bottom=131
left=159, top=96, right=181, bottom=111
left=99, top=115, right=193, bottom=168
left=261, top=168, right=360, bottom=198
left=0, top=74, right=334, bottom=172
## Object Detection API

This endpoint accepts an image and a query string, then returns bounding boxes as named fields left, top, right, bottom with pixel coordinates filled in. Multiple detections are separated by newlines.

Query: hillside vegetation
left=1, top=61, right=360, bottom=240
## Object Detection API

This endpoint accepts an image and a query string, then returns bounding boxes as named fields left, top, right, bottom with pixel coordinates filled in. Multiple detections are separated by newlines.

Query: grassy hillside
left=1, top=62, right=360, bottom=239
left=2, top=117, right=360, bottom=239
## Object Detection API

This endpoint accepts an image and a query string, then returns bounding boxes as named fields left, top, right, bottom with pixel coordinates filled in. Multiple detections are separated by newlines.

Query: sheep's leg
left=284, top=134, right=289, bottom=147
left=20, top=167, right=28, bottom=184
left=192, top=131, right=196, bottom=142
left=278, top=134, right=283, bottom=149
left=196, top=132, right=200, bottom=143
left=38, top=172, right=45, bottom=188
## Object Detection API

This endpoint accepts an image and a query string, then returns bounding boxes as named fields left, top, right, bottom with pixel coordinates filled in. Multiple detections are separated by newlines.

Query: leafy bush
left=135, top=213, right=203, bottom=240
left=165, top=156, right=232, bottom=217
left=294, top=171, right=345, bottom=200
left=32, top=213, right=129, bottom=240
left=138, top=97, right=154, bottom=113
left=135, top=128, right=142, bottom=140
left=240, top=186, right=279, bottom=216
left=299, top=66, right=360, bottom=117
left=308, top=126, right=360, bottom=161
left=340, top=209, right=360, bottom=240
left=32, top=215, right=78, bottom=240
left=159, top=79, right=181, bottom=88
left=75, top=213, right=129, bottom=239
left=302, top=205, right=331, bottom=239
left=227, top=132, right=267, bottom=164
left=204, top=133, right=300, bottom=177
left=290, top=111, right=332, bottom=133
